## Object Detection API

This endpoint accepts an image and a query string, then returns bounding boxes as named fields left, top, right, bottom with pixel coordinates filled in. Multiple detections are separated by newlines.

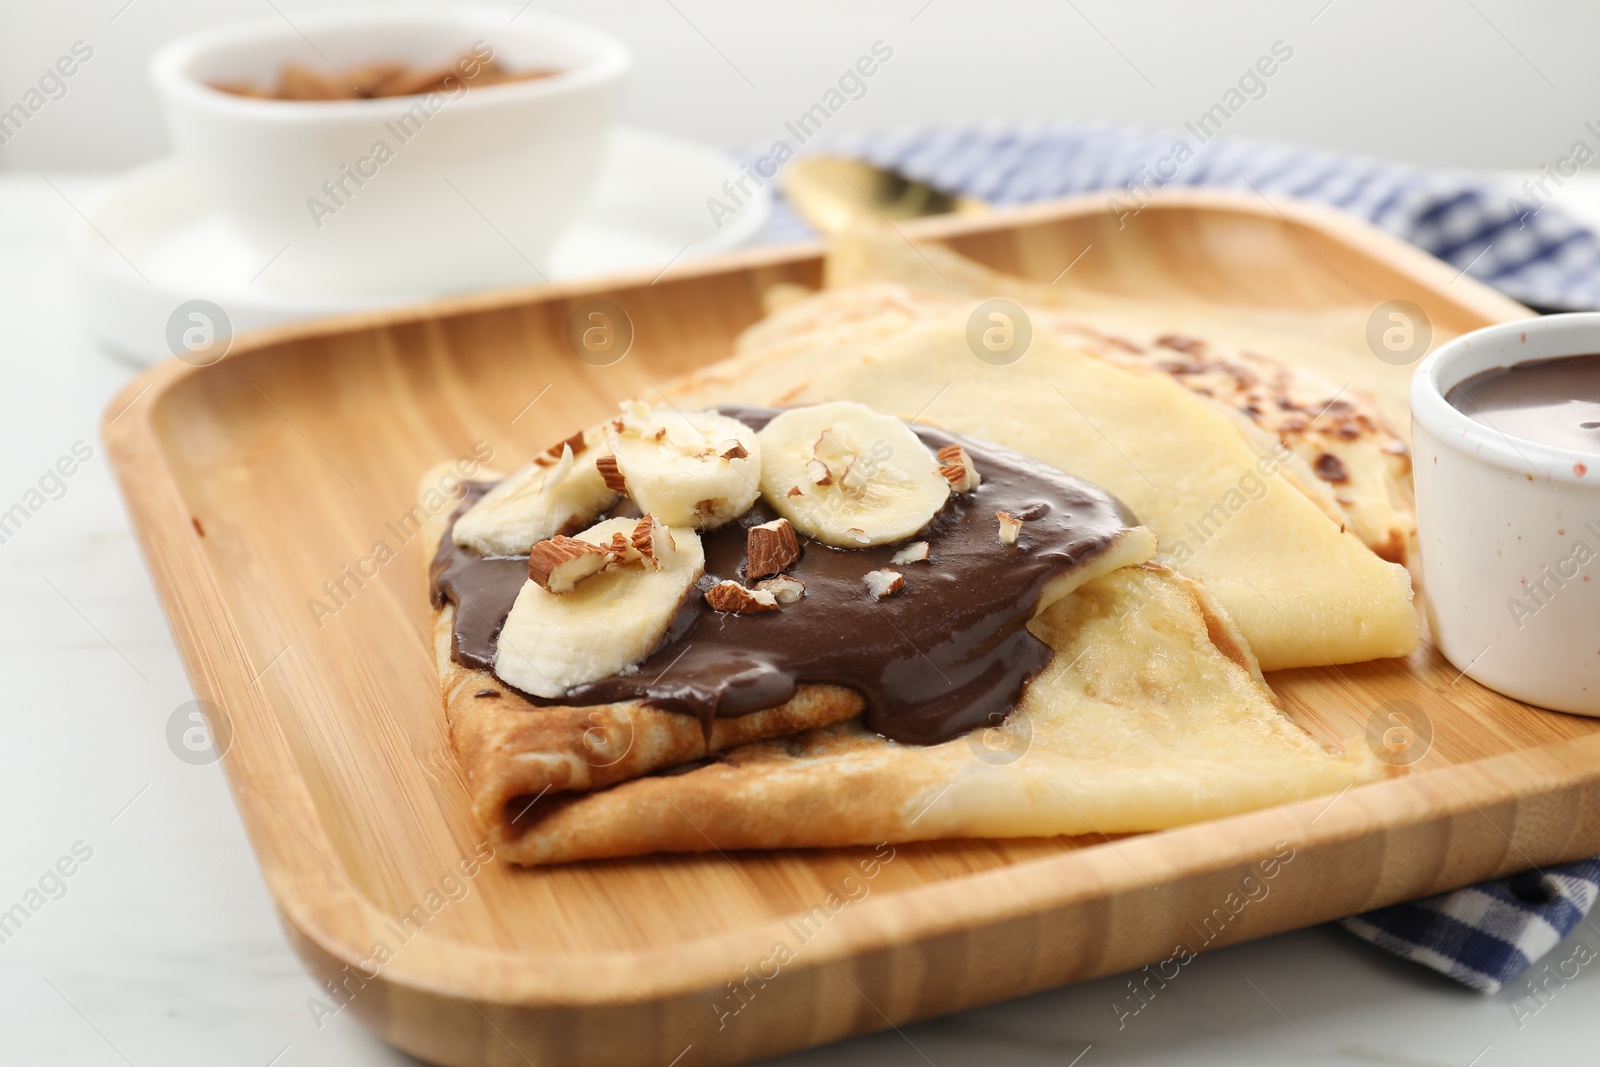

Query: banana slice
left=494, top=517, right=704, bottom=698
left=758, top=401, right=950, bottom=547
left=453, top=433, right=618, bottom=556
left=603, top=403, right=761, bottom=529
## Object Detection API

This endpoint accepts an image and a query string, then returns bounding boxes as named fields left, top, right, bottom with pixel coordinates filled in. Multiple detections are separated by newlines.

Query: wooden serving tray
left=104, top=191, right=1600, bottom=1067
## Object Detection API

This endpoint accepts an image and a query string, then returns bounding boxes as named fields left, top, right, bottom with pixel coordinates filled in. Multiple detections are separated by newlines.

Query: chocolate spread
left=1446, top=353, right=1600, bottom=455
left=430, top=407, right=1136, bottom=745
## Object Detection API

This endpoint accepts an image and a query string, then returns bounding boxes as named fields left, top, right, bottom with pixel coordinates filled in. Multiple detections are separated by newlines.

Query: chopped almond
left=595, top=454, right=628, bottom=494
left=746, top=518, right=801, bottom=579
left=891, top=541, right=930, bottom=565
left=631, top=515, right=678, bottom=570
left=838, top=460, right=868, bottom=495
left=547, top=431, right=585, bottom=459
left=720, top=439, right=749, bottom=461
left=278, top=64, right=355, bottom=100
left=534, top=441, right=577, bottom=480
left=705, top=579, right=779, bottom=614
left=937, top=444, right=982, bottom=492
left=806, top=458, right=833, bottom=486
left=997, top=511, right=1023, bottom=546
left=786, top=485, right=803, bottom=498
left=346, top=62, right=408, bottom=95
left=812, top=427, right=855, bottom=480
left=754, top=575, right=806, bottom=604
left=864, top=569, right=905, bottom=600
left=528, top=536, right=611, bottom=593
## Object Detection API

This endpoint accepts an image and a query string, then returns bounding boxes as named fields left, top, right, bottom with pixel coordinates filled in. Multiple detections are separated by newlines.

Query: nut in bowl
left=149, top=5, right=630, bottom=296
left=1411, top=313, right=1600, bottom=714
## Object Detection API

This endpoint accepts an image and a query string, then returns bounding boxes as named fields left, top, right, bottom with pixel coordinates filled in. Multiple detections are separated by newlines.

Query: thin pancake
left=673, top=322, right=1420, bottom=671
left=424, top=446, right=1159, bottom=852
left=744, top=231, right=1416, bottom=563
left=497, top=564, right=1383, bottom=865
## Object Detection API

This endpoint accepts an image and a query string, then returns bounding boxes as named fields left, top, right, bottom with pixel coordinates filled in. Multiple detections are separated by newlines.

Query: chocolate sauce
left=429, top=407, right=1137, bottom=745
left=1447, top=353, right=1600, bottom=455
left=429, top=479, right=524, bottom=673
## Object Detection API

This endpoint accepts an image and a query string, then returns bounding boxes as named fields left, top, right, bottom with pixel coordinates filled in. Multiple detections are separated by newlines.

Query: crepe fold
left=668, top=235, right=1420, bottom=675
left=673, top=325, right=1419, bottom=671
left=746, top=275, right=1416, bottom=565
left=490, top=564, right=1381, bottom=865
left=421, top=463, right=1162, bottom=857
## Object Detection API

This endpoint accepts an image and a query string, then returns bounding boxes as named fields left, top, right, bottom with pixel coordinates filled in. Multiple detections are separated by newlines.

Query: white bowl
left=149, top=5, right=629, bottom=296
left=70, top=129, right=772, bottom=365
left=1411, top=313, right=1600, bottom=713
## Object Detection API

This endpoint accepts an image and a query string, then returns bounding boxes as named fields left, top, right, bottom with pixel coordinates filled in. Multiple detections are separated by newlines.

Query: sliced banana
left=494, top=518, right=704, bottom=698
left=758, top=401, right=950, bottom=547
left=453, top=435, right=618, bottom=556
left=602, top=403, right=761, bottom=529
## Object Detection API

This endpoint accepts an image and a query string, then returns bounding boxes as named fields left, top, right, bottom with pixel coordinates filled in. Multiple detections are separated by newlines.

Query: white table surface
left=6, top=170, right=1600, bottom=1067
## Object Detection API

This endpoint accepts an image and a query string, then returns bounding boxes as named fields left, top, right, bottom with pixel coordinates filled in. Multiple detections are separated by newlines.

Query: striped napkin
left=752, top=119, right=1600, bottom=311
left=746, top=119, right=1600, bottom=993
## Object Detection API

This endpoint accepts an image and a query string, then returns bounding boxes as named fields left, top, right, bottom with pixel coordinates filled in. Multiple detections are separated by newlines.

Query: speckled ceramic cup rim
left=1412, top=313, right=1600, bottom=484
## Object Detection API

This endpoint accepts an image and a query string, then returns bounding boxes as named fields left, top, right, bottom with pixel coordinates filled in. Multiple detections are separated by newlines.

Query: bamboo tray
left=103, top=191, right=1600, bottom=1067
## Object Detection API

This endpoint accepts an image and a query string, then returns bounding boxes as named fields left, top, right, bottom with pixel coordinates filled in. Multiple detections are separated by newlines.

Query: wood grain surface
left=103, top=191, right=1600, bottom=1067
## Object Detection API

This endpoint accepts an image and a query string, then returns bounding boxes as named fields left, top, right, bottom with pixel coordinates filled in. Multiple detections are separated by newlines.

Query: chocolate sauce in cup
left=1412, top=314, right=1600, bottom=715
left=1446, top=353, right=1600, bottom=455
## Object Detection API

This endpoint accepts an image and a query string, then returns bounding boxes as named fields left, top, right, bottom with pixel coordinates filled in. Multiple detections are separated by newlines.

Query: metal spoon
left=781, top=156, right=988, bottom=235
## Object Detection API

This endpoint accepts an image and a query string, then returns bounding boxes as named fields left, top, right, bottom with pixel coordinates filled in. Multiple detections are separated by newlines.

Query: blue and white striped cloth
left=752, top=120, right=1600, bottom=993
left=755, top=119, right=1600, bottom=312
left=1346, top=862, right=1600, bottom=993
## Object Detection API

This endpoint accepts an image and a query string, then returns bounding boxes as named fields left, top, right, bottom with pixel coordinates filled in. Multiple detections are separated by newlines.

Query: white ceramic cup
left=150, top=6, right=629, bottom=296
left=1412, top=313, right=1600, bottom=714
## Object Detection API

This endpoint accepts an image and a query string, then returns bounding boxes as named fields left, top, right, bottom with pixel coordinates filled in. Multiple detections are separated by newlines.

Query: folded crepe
left=476, top=563, right=1381, bottom=865
left=822, top=226, right=1422, bottom=427
left=743, top=284, right=1413, bottom=565
left=743, top=230, right=1416, bottom=565
left=673, top=319, right=1419, bottom=672
left=422, top=442, right=1162, bottom=857
left=423, top=409, right=1384, bottom=867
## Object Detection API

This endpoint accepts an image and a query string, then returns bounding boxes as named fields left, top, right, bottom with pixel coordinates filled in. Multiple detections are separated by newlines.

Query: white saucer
left=71, top=127, right=770, bottom=365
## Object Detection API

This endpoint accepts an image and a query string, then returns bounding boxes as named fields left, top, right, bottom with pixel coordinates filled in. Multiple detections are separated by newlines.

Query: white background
left=7, top=3, right=1600, bottom=1067
left=2, top=0, right=1598, bottom=171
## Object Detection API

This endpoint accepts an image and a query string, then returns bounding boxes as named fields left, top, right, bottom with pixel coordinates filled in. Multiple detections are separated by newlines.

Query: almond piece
left=705, top=579, right=779, bottom=614
left=786, top=485, right=803, bottom=498
left=595, top=454, right=628, bottom=494
left=806, top=458, right=833, bottom=486
left=746, top=517, right=801, bottom=579
left=891, top=541, right=930, bottom=565
left=547, top=430, right=585, bottom=459
left=997, top=511, right=1023, bottom=546
left=754, top=575, right=805, bottom=604
left=838, top=459, right=869, bottom=495
left=528, top=535, right=611, bottom=593
left=937, top=444, right=982, bottom=492
left=278, top=64, right=357, bottom=100
left=631, top=515, right=679, bottom=570
left=720, top=439, right=749, bottom=461
left=864, top=569, right=905, bottom=600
